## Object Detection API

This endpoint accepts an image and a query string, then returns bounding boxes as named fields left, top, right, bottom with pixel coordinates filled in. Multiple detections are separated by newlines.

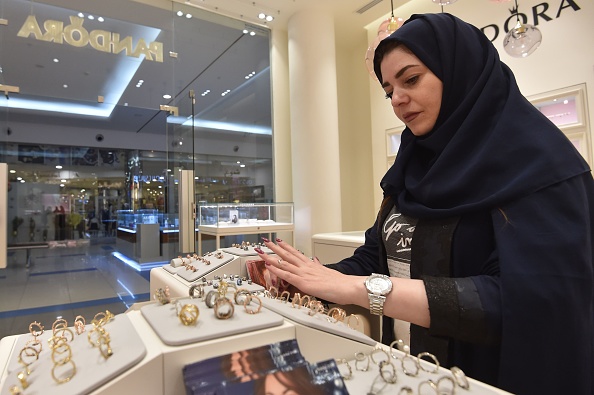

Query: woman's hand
left=255, top=238, right=365, bottom=306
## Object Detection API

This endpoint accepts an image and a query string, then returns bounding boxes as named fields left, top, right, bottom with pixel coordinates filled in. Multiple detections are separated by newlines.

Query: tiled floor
left=0, top=240, right=151, bottom=340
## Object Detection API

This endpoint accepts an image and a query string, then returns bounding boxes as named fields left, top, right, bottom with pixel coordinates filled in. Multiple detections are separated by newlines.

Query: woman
left=255, top=13, right=594, bottom=395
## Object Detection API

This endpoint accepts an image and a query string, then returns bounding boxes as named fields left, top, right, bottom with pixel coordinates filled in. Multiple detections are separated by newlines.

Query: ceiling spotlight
left=243, top=29, right=249, bottom=34
left=53, top=58, right=59, bottom=63
left=87, top=15, right=95, bottom=20
left=56, top=165, right=62, bottom=169
left=77, top=12, right=84, bottom=18
left=265, top=15, right=273, bottom=22
left=177, top=10, right=184, bottom=16
left=258, top=13, right=266, bottom=19
left=185, top=13, right=192, bottom=19
left=163, top=94, right=172, bottom=99
left=249, top=31, right=256, bottom=36
left=98, top=17, right=104, bottom=22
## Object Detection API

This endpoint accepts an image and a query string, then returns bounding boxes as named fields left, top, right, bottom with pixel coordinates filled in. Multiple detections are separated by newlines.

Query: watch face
left=367, top=275, right=392, bottom=294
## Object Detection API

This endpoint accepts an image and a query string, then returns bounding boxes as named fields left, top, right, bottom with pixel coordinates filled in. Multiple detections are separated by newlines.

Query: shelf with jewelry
left=197, top=202, right=295, bottom=254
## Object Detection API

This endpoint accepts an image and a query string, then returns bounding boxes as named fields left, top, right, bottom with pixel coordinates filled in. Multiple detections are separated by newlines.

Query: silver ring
left=437, top=376, right=456, bottom=395
left=277, top=258, right=283, bottom=265
left=417, top=352, right=440, bottom=374
left=418, top=380, right=437, bottom=394
left=401, top=354, right=419, bottom=377
left=450, top=366, right=470, bottom=389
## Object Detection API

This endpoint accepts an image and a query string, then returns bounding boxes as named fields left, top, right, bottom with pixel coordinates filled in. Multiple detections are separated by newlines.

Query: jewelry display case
left=197, top=202, right=294, bottom=254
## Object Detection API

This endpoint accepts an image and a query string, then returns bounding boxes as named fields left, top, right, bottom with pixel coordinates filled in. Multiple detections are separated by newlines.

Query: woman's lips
left=403, top=112, right=419, bottom=123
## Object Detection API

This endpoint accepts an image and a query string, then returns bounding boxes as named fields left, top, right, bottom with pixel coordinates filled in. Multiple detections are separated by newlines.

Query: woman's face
left=380, top=46, right=443, bottom=136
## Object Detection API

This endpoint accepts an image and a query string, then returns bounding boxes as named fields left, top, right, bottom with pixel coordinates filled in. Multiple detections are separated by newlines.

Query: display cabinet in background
left=197, top=202, right=294, bottom=254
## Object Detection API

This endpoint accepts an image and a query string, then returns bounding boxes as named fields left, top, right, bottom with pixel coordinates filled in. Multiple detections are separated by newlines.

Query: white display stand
left=198, top=222, right=294, bottom=255
left=311, top=231, right=366, bottom=265
left=221, top=245, right=275, bottom=278
left=140, top=297, right=284, bottom=346
left=0, top=314, right=153, bottom=395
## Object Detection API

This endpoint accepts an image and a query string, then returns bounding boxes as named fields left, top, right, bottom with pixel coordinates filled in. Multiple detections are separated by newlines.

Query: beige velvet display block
left=259, top=296, right=376, bottom=347
left=0, top=314, right=150, bottom=395
left=221, top=245, right=275, bottom=278
left=140, top=297, right=284, bottom=346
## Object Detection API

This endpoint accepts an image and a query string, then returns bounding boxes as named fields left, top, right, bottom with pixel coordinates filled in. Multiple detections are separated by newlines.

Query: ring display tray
left=1, top=314, right=146, bottom=395
left=221, top=245, right=273, bottom=257
left=259, top=297, right=376, bottom=346
left=140, top=296, right=284, bottom=346
left=175, top=253, right=235, bottom=282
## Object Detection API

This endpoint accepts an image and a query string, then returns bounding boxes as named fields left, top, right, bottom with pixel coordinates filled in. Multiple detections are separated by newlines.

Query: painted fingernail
left=276, top=238, right=283, bottom=242
left=271, top=279, right=277, bottom=287
left=261, top=237, right=270, bottom=243
left=265, top=261, right=271, bottom=266
left=254, top=248, right=264, bottom=254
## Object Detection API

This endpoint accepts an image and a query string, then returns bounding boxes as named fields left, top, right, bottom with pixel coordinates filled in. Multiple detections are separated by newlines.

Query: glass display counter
left=197, top=202, right=294, bottom=254
left=116, top=209, right=181, bottom=264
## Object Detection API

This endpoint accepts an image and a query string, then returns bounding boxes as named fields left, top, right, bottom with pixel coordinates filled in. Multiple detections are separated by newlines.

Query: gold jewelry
left=214, top=297, right=234, bottom=319
left=450, top=366, right=470, bottom=389
left=18, top=346, right=39, bottom=374
left=98, top=335, right=113, bottom=359
left=300, top=295, right=311, bottom=308
left=25, top=338, right=42, bottom=355
left=291, top=293, right=302, bottom=308
left=327, top=307, right=346, bottom=323
left=346, top=314, right=360, bottom=330
left=307, top=300, right=325, bottom=316
left=379, top=360, right=397, bottom=384
left=87, top=326, right=109, bottom=347
left=17, top=371, right=29, bottom=389
left=51, top=343, right=72, bottom=364
left=218, top=280, right=229, bottom=296
left=368, top=373, right=388, bottom=394
left=9, top=386, right=23, bottom=395
left=268, top=286, right=278, bottom=299
left=52, top=318, right=68, bottom=334
left=29, top=321, right=44, bottom=338
left=234, top=288, right=252, bottom=305
left=278, top=290, right=290, bottom=303
left=92, top=310, right=115, bottom=326
left=52, top=327, right=74, bottom=343
left=179, top=304, right=199, bottom=326
left=153, top=287, right=171, bottom=305
left=205, top=290, right=220, bottom=308
left=51, top=358, right=77, bottom=384
left=417, top=352, right=440, bottom=374
left=336, top=358, right=352, bottom=380
left=74, top=315, right=86, bottom=335
left=243, top=295, right=262, bottom=314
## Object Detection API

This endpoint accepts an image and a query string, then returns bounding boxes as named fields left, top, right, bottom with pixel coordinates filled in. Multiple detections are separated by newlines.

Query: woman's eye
left=384, top=92, right=393, bottom=100
left=405, top=75, right=419, bottom=85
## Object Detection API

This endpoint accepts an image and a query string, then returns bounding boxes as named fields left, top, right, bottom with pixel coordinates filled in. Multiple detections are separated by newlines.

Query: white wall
left=366, top=0, right=594, bottom=211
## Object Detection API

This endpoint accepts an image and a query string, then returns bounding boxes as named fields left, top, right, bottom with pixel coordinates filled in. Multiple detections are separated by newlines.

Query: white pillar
left=288, top=10, right=342, bottom=255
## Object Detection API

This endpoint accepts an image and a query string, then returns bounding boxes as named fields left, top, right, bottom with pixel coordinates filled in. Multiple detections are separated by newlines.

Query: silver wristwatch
left=364, top=273, right=393, bottom=316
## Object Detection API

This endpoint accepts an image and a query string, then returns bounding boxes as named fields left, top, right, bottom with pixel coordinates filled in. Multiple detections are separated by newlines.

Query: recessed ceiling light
left=243, top=29, right=249, bottom=34
left=77, top=12, right=84, bottom=18
left=240, top=164, right=246, bottom=168
left=163, top=94, right=172, bottom=99
left=249, top=31, right=256, bottom=36
left=258, top=13, right=266, bottom=19
left=9, top=170, right=15, bottom=174
left=186, top=13, right=192, bottom=19
left=63, top=84, right=68, bottom=88
left=177, top=10, right=184, bottom=16
left=61, top=179, right=67, bottom=183
left=266, top=15, right=274, bottom=22
left=56, top=165, right=62, bottom=169
left=53, top=58, right=59, bottom=63
left=98, top=17, right=104, bottom=22
left=87, top=15, right=95, bottom=20
left=16, top=177, right=22, bottom=181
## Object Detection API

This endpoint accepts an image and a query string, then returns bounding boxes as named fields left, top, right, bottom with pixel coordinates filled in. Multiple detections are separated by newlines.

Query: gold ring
left=279, top=291, right=290, bottom=303
left=277, top=258, right=283, bottom=265
left=17, top=371, right=29, bottom=389
left=234, top=289, right=252, bottom=305
left=417, top=352, right=440, bottom=373
left=92, top=310, right=115, bottom=326
left=214, top=297, right=234, bottom=320
left=29, top=321, right=44, bottom=338
left=98, top=335, right=113, bottom=359
left=307, top=300, right=325, bottom=316
left=51, top=343, right=72, bottom=365
left=327, top=307, right=346, bottom=323
left=51, top=358, right=77, bottom=384
left=291, top=293, right=302, bottom=308
left=300, top=295, right=311, bottom=308
left=179, top=304, right=199, bottom=326
left=268, top=286, right=279, bottom=298
left=74, top=315, right=86, bottom=335
left=87, top=326, right=108, bottom=347
left=52, top=318, right=68, bottom=334
left=52, top=327, right=74, bottom=343
left=345, top=314, right=360, bottom=330
left=18, top=346, right=39, bottom=371
left=25, top=339, right=42, bottom=355
left=9, top=386, right=23, bottom=395
left=244, top=295, right=262, bottom=314
left=189, top=284, right=205, bottom=299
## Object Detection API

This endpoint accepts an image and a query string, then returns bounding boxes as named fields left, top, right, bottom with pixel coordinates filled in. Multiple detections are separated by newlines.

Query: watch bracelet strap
left=369, top=294, right=385, bottom=316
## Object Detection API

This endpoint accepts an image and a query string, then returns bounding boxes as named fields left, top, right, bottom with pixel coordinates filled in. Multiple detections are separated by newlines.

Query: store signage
left=480, top=0, right=581, bottom=42
left=17, top=15, right=163, bottom=62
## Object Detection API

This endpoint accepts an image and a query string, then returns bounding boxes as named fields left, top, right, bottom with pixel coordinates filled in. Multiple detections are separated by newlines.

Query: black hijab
left=373, top=13, right=589, bottom=218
